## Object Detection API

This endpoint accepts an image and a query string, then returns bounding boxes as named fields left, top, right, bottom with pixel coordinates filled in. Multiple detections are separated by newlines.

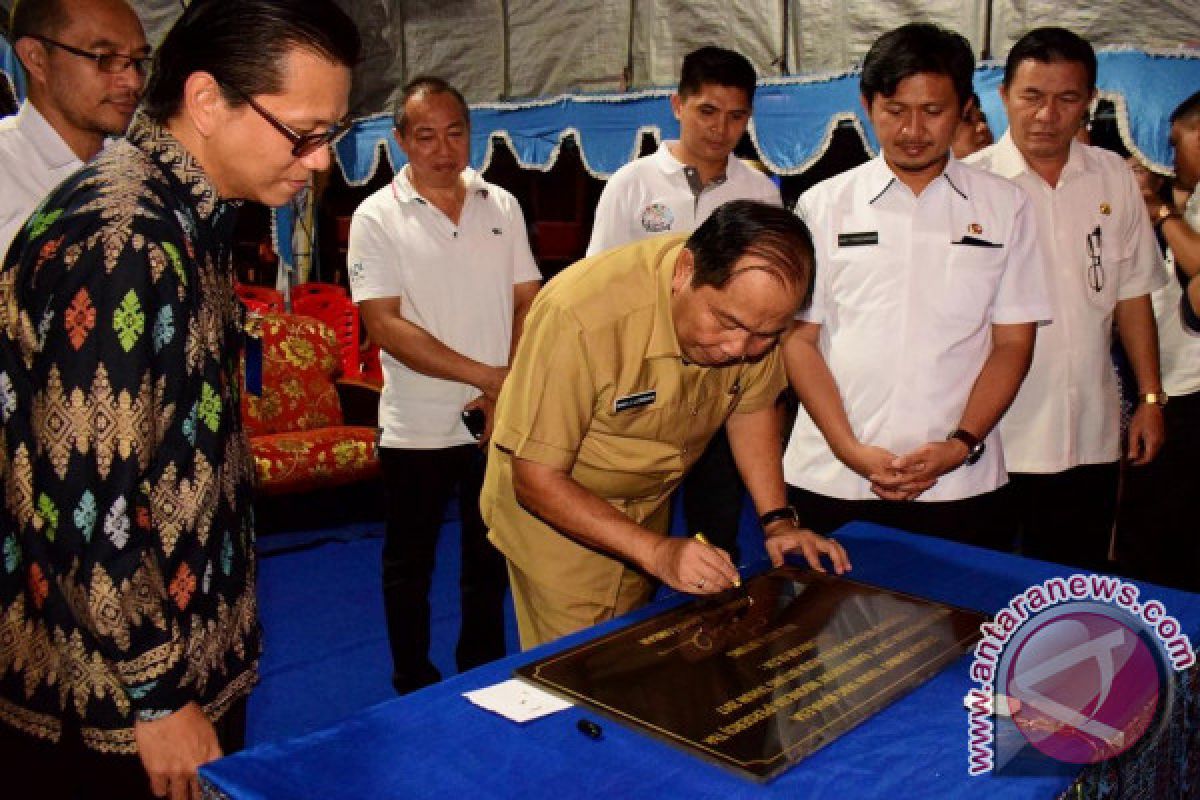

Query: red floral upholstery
left=241, top=312, right=380, bottom=495
left=251, top=426, right=378, bottom=496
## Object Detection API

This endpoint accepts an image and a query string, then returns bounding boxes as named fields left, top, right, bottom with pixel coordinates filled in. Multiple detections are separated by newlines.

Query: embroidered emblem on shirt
left=837, top=231, right=879, bottom=247
left=640, top=203, right=674, bottom=233
left=614, top=390, right=657, bottom=413
left=492, top=228, right=503, bottom=235
left=968, top=223, right=983, bottom=235
left=1100, top=203, right=1112, bottom=215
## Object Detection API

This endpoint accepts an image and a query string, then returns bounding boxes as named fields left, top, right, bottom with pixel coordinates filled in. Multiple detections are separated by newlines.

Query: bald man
left=1, top=0, right=149, bottom=255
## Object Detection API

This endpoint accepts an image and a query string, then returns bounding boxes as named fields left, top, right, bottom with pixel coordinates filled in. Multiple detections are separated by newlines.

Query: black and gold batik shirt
left=0, top=115, right=259, bottom=753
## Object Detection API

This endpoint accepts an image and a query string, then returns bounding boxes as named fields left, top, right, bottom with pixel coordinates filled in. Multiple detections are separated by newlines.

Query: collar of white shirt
left=987, top=130, right=1090, bottom=186
left=12, top=100, right=80, bottom=172
left=391, top=164, right=488, bottom=205
left=652, top=141, right=736, bottom=178
left=865, top=153, right=971, bottom=204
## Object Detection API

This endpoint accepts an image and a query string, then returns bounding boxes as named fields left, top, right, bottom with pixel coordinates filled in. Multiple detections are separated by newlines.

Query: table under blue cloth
left=201, top=522, right=1200, bottom=799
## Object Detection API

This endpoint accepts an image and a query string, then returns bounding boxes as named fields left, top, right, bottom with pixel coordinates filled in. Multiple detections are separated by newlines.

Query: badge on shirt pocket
left=640, top=204, right=674, bottom=233
left=614, top=390, right=657, bottom=413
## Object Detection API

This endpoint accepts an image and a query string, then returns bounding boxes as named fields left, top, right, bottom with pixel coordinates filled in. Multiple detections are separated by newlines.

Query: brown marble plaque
left=516, top=566, right=987, bottom=781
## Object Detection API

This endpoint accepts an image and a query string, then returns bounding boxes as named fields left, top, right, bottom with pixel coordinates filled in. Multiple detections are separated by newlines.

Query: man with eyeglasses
left=1, top=0, right=149, bottom=257
left=968, top=27, right=1165, bottom=572
left=0, top=1, right=359, bottom=798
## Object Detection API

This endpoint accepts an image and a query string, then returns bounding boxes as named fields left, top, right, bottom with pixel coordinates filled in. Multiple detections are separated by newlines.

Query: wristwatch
left=759, top=505, right=800, bottom=529
left=1154, top=205, right=1180, bottom=230
left=947, top=428, right=985, bottom=466
left=1140, top=391, right=1169, bottom=407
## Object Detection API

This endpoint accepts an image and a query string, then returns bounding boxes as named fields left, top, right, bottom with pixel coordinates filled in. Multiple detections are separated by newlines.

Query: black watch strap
left=759, top=505, right=799, bottom=529
left=947, top=428, right=985, bottom=465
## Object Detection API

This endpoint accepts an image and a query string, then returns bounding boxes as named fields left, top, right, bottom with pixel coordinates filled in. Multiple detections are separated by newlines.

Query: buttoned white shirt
left=0, top=102, right=83, bottom=260
left=348, top=166, right=541, bottom=449
left=1154, top=190, right=1200, bottom=397
left=783, top=155, right=1052, bottom=501
left=968, top=134, right=1166, bottom=472
left=586, top=141, right=781, bottom=255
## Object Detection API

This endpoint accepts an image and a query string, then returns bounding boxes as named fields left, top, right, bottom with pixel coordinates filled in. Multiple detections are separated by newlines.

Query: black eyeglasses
left=1086, top=225, right=1104, bottom=293
left=32, top=34, right=151, bottom=75
left=221, top=82, right=347, bottom=158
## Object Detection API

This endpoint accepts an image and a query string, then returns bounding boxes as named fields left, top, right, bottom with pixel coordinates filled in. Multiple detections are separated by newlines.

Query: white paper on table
left=463, top=678, right=573, bottom=723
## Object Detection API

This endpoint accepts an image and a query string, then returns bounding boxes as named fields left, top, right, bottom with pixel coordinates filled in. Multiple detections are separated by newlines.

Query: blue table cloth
left=201, top=522, right=1200, bottom=799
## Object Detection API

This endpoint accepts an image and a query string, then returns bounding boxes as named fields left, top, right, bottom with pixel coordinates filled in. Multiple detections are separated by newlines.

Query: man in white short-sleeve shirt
left=586, top=46, right=781, bottom=563
left=1117, top=92, right=1200, bottom=591
left=782, top=23, right=1051, bottom=549
left=1, top=0, right=148, bottom=257
left=348, top=77, right=541, bottom=693
left=969, top=27, right=1166, bottom=571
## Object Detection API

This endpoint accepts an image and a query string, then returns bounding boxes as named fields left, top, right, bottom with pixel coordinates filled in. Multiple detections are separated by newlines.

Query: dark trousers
left=379, top=445, right=507, bottom=693
left=682, top=428, right=745, bottom=564
left=0, top=697, right=246, bottom=800
left=1116, top=391, right=1200, bottom=591
left=1001, top=463, right=1120, bottom=572
left=787, top=485, right=1014, bottom=552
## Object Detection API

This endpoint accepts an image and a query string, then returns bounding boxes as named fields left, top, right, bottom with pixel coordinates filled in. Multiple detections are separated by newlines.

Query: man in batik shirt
left=0, top=2, right=359, bottom=798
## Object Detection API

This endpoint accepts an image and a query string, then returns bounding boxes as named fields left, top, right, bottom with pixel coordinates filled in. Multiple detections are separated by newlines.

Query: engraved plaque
left=517, top=566, right=987, bottom=781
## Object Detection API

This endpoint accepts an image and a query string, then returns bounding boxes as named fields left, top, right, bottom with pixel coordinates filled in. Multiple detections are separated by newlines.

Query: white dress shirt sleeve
left=992, top=190, right=1053, bottom=325
left=1115, top=165, right=1168, bottom=301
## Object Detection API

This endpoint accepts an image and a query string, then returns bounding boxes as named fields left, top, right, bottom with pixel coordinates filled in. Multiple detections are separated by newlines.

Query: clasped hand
left=847, top=440, right=967, bottom=501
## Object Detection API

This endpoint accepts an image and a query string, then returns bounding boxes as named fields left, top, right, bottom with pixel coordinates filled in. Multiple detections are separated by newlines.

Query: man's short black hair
left=860, top=23, right=975, bottom=109
left=10, top=0, right=68, bottom=41
left=141, top=0, right=361, bottom=124
left=1003, top=27, right=1097, bottom=91
left=1170, top=90, right=1200, bottom=128
left=393, top=76, right=470, bottom=135
left=678, top=46, right=757, bottom=103
left=686, top=200, right=814, bottom=311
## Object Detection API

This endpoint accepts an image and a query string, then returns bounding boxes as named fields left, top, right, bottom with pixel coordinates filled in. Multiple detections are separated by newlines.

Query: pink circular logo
left=1004, top=610, right=1161, bottom=764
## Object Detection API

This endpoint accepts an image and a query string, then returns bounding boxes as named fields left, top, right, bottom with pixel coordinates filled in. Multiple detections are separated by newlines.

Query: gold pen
left=693, top=532, right=741, bottom=588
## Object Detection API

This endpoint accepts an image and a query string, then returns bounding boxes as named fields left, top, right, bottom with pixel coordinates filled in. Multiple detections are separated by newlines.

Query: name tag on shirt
left=614, top=390, right=656, bottom=413
left=837, top=231, right=879, bottom=247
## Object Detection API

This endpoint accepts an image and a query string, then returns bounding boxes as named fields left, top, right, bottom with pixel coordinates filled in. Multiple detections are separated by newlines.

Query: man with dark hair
left=0, top=1, right=359, bottom=797
left=969, top=27, right=1165, bottom=572
left=587, top=45, right=779, bottom=565
left=1154, top=91, right=1200, bottom=297
left=1, top=0, right=148, bottom=257
left=781, top=23, right=1050, bottom=548
left=483, top=200, right=849, bottom=649
left=952, top=91, right=994, bottom=160
left=1116, top=89, right=1200, bottom=591
left=348, top=76, right=541, bottom=693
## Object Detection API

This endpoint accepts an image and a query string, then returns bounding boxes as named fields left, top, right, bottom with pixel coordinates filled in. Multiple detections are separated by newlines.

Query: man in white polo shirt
left=782, top=23, right=1051, bottom=548
left=1, top=0, right=148, bottom=256
left=587, top=46, right=780, bottom=563
left=969, top=28, right=1166, bottom=572
left=348, top=76, right=541, bottom=693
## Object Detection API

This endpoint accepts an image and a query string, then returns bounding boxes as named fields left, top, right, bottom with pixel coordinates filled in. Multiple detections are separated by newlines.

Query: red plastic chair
left=292, top=281, right=349, bottom=303
left=293, top=293, right=361, bottom=380
left=235, top=283, right=284, bottom=312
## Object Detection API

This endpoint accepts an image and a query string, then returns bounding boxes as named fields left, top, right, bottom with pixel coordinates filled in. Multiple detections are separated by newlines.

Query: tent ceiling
left=84, top=1, right=1199, bottom=115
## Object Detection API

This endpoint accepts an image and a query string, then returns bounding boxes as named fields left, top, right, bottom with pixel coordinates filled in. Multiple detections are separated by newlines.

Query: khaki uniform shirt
left=482, top=235, right=786, bottom=606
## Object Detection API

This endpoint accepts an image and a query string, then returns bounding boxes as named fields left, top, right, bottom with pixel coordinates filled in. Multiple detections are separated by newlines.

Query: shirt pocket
left=940, top=241, right=1006, bottom=330
left=1080, top=218, right=1124, bottom=313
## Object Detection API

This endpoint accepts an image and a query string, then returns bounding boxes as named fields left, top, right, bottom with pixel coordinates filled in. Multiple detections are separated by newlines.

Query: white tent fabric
left=84, top=1, right=1200, bottom=115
